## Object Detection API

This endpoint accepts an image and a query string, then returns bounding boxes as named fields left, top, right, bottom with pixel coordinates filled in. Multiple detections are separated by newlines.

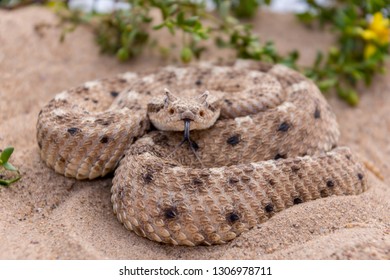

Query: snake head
left=147, top=88, right=221, bottom=132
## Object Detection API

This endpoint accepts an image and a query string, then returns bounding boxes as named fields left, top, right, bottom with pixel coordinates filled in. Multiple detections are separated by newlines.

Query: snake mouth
left=180, top=118, right=203, bottom=167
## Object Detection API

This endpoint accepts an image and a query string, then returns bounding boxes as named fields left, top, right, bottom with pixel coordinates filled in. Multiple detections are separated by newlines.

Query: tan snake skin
left=36, top=60, right=368, bottom=246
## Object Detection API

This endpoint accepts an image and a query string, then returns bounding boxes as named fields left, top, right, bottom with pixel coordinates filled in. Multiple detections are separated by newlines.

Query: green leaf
left=184, top=16, right=199, bottom=27
left=231, top=0, right=259, bottom=19
left=0, top=147, right=14, bottom=164
left=0, top=175, right=20, bottom=186
left=164, top=20, right=175, bottom=35
left=338, top=88, right=359, bottom=106
left=116, top=48, right=129, bottom=61
left=296, top=12, right=316, bottom=24
left=318, top=78, right=338, bottom=91
left=180, top=47, right=193, bottom=63
left=176, top=11, right=185, bottom=25
left=152, top=23, right=165, bottom=30
left=346, top=91, right=359, bottom=106
left=351, top=70, right=364, bottom=81
left=3, top=162, right=17, bottom=172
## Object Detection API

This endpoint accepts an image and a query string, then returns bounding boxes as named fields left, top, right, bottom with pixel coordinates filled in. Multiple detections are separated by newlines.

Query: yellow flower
left=360, top=12, right=390, bottom=58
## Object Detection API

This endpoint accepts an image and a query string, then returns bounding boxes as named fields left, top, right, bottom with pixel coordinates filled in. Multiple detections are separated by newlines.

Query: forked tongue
left=183, top=119, right=191, bottom=141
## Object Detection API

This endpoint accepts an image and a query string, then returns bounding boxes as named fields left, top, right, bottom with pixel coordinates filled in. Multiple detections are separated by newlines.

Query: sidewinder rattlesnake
left=36, top=60, right=368, bottom=246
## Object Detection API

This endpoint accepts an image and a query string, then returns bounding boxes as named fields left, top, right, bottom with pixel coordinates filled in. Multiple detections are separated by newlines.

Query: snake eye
left=169, top=108, right=175, bottom=115
left=199, top=110, right=205, bottom=117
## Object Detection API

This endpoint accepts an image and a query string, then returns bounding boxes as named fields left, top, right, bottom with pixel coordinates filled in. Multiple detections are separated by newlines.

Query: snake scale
left=36, top=60, right=368, bottom=246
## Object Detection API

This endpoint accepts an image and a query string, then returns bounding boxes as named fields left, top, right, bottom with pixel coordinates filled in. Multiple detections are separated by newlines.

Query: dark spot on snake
left=195, top=79, right=202, bottom=86
left=67, top=127, right=81, bottom=135
left=117, top=185, right=125, bottom=199
left=314, top=107, right=321, bottom=119
left=38, top=141, right=42, bottom=149
left=235, top=84, right=240, bottom=88
left=291, top=165, right=300, bottom=172
left=164, top=207, right=178, bottom=219
left=267, top=179, right=276, bottom=186
left=143, top=172, right=153, bottom=184
left=320, top=190, right=328, bottom=197
left=110, top=91, right=119, bottom=97
left=190, top=141, right=199, bottom=151
left=229, top=177, right=239, bottom=184
left=92, top=99, right=98, bottom=104
left=100, top=136, right=109, bottom=144
left=227, top=212, right=240, bottom=223
left=265, top=203, right=274, bottom=213
left=227, top=134, right=241, bottom=146
left=331, top=143, right=337, bottom=149
left=278, top=122, right=290, bottom=132
left=346, top=154, right=351, bottom=160
left=84, top=97, right=89, bottom=101
left=326, top=179, right=335, bottom=187
left=274, top=153, right=286, bottom=160
left=224, top=99, right=233, bottom=106
left=58, top=156, right=65, bottom=164
left=293, top=197, right=303, bottom=204
left=358, top=173, right=364, bottom=180
left=192, top=178, right=203, bottom=186
left=146, top=91, right=151, bottom=95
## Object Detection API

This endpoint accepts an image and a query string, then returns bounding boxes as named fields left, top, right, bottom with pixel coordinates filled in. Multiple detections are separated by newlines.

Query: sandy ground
left=0, top=6, right=389, bottom=260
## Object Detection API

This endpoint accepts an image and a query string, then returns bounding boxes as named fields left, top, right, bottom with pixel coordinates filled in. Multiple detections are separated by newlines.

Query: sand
left=0, top=6, right=389, bottom=260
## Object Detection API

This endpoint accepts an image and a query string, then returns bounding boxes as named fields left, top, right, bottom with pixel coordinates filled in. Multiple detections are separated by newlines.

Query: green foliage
left=297, top=0, right=390, bottom=105
left=55, top=0, right=294, bottom=66
left=0, top=147, right=21, bottom=186
left=10, top=0, right=388, bottom=105
left=214, top=0, right=271, bottom=19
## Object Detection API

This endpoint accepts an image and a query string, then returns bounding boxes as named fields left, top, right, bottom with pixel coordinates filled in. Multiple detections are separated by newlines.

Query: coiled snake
left=36, top=60, right=368, bottom=246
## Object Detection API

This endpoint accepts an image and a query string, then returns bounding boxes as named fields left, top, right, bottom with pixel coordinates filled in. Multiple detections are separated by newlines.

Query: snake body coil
left=37, top=61, right=368, bottom=246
